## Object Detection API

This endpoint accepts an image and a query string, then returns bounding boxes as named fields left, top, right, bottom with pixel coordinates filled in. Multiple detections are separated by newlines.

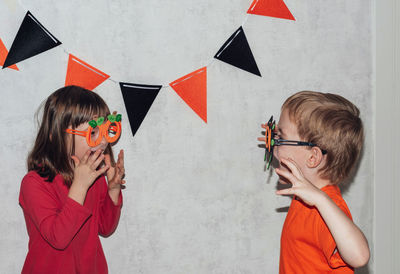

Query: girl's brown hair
left=282, top=91, right=364, bottom=184
left=28, top=85, right=115, bottom=186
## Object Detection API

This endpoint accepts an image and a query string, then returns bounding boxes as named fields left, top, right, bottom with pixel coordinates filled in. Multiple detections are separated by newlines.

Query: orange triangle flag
left=0, top=38, right=19, bottom=70
left=247, top=0, right=295, bottom=20
left=170, top=67, right=207, bottom=123
left=65, top=54, right=109, bottom=90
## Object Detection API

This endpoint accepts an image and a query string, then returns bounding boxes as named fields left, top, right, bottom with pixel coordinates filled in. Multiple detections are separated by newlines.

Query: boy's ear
left=306, top=147, right=324, bottom=168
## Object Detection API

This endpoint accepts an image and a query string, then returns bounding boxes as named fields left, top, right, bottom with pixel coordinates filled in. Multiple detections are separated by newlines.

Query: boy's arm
left=275, top=158, right=370, bottom=268
left=315, top=192, right=370, bottom=268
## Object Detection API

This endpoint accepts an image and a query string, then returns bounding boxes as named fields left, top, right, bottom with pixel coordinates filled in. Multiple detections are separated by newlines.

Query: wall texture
left=0, top=0, right=373, bottom=273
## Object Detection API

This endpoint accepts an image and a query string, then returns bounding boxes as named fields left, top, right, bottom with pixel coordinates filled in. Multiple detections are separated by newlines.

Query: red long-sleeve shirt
left=19, top=171, right=123, bottom=274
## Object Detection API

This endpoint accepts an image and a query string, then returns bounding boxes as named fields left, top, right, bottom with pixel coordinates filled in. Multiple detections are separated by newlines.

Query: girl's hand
left=275, top=158, right=324, bottom=207
left=104, top=149, right=125, bottom=192
left=71, top=149, right=109, bottom=190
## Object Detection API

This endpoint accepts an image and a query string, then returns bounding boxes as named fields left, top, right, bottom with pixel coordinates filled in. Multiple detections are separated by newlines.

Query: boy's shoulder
left=321, top=184, right=352, bottom=219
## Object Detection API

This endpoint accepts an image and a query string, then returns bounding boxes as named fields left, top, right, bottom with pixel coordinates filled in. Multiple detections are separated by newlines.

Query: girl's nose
left=92, top=136, right=108, bottom=151
left=99, top=136, right=109, bottom=149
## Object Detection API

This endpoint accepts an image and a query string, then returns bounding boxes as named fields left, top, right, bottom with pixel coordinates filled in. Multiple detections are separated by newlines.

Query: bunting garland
left=65, top=54, right=110, bottom=91
left=2, top=1, right=295, bottom=137
left=170, top=67, right=208, bottom=123
left=247, top=0, right=295, bottom=21
left=0, top=38, right=19, bottom=71
left=2, top=11, right=61, bottom=69
left=214, top=26, right=261, bottom=77
left=119, top=83, right=162, bottom=137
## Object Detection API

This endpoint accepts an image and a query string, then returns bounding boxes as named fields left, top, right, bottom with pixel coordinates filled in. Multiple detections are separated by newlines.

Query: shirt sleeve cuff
left=66, top=196, right=93, bottom=216
left=106, top=190, right=123, bottom=207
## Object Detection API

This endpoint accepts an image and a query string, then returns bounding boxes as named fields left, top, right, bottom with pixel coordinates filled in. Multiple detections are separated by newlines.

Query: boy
left=258, top=91, right=370, bottom=273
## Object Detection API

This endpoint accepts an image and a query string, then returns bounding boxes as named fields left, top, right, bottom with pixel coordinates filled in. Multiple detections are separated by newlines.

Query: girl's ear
left=306, top=147, right=324, bottom=168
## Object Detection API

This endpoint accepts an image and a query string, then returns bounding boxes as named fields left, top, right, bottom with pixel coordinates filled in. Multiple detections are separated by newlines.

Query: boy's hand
left=104, top=149, right=125, bottom=193
left=275, top=158, right=324, bottom=206
left=71, top=149, right=109, bottom=190
left=257, top=123, right=268, bottom=146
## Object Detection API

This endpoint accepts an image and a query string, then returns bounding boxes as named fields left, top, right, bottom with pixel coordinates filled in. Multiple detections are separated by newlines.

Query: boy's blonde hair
left=282, top=91, right=363, bottom=184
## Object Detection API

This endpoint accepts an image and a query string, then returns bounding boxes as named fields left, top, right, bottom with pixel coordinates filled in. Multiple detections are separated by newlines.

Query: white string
left=108, top=78, right=118, bottom=84
left=60, top=44, right=69, bottom=55
left=241, top=14, right=250, bottom=27
left=11, top=0, right=256, bottom=90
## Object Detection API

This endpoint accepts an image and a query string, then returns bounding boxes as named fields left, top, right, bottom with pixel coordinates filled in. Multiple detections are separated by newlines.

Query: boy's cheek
left=273, top=148, right=280, bottom=163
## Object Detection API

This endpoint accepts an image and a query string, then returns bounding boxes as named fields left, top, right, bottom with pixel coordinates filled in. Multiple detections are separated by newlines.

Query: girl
left=19, top=85, right=125, bottom=274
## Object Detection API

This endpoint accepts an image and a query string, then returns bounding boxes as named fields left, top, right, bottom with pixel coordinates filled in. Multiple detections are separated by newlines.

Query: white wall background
left=0, top=0, right=373, bottom=273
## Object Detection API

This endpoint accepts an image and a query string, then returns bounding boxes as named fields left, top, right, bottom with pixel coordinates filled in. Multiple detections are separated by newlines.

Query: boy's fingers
left=276, top=188, right=295, bottom=196
left=257, top=137, right=265, bottom=141
left=275, top=167, right=297, bottom=184
left=280, top=158, right=302, bottom=179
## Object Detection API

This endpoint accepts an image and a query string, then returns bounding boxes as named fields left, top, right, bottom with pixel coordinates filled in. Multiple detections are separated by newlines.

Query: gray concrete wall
left=0, top=0, right=373, bottom=273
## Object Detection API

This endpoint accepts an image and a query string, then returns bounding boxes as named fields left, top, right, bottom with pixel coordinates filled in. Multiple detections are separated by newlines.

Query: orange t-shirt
left=279, top=185, right=354, bottom=274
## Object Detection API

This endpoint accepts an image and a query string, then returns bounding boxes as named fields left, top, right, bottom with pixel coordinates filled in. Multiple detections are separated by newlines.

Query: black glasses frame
left=264, top=116, right=327, bottom=169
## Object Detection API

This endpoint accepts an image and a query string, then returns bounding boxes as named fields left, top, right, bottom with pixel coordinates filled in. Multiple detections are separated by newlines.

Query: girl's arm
left=275, top=158, right=370, bottom=268
left=98, top=177, right=123, bottom=237
left=98, top=150, right=125, bottom=236
left=19, top=174, right=93, bottom=250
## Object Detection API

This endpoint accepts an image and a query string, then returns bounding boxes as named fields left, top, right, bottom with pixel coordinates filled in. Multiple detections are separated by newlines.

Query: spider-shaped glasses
left=264, top=116, right=327, bottom=169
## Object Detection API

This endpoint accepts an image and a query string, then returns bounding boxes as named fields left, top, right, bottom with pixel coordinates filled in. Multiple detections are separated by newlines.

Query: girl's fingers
left=104, top=154, right=111, bottom=166
left=71, top=155, right=80, bottom=166
left=118, top=149, right=124, bottom=166
left=88, top=149, right=102, bottom=164
left=96, top=164, right=109, bottom=177
left=81, top=150, right=92, bottom=164
left=91, top=153, right=105, bottom=170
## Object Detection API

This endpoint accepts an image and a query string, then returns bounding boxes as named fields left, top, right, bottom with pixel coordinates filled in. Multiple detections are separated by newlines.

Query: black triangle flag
left=120, top=82, right=162, bottom=137
left=214, top=26, right=261, bottom=77
left=3, top=11, right=62, bottom=69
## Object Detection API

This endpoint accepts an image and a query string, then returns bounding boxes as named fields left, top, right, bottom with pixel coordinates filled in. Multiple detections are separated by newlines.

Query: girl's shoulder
left=22, top=170, right=49, bottom=183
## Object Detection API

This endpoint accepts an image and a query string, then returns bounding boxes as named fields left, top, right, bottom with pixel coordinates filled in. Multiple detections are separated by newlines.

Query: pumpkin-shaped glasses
left=66, top=113, right=122, bottom=147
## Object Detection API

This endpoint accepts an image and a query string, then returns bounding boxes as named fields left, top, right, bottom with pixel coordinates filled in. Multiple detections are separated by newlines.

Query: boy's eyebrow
left=277, top=127, right=285, bottom=137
